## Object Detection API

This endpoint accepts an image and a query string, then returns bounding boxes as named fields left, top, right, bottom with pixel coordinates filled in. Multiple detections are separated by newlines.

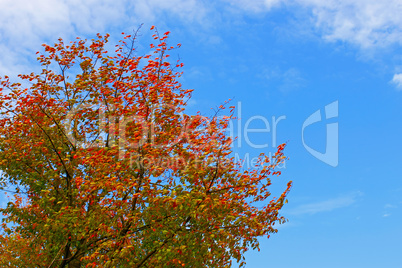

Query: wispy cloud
left=287, top=193, right=360, bottom=215
left=0, top=0, right=130, bottom=78
left=382, top=203, right=397, bottom=217
left=279, top=68, right=306, bottom=93
left=0, top=0, right=209, bottom=78
left=223, top=0, right=283, bottom=13
left=1, top=0, right=402, bottom=82
left=299, top=0, right=402, bottom=49
left=391, top=73, right=402, bottom=90
left=130, top=0, right=208, bottom=24
left=384, top=204, right=397, bottom=209
left=229, top=0, right=402, bottom=49
left=261, top=67, right=306, bottom=93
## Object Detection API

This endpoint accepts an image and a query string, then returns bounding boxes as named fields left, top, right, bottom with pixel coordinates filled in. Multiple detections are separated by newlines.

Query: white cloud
left=391, top=73, right=402, bottom=90
left=0, top=0, right=210, bottom=78
left=287, top=193, right=359, bottom=215
left=1, top=0, right=402, bottom=81
left=0, top=0, right=133, bottom=79
left=228, top=0, right=402, bottom=49
left=224, top=0, right=283, bottom=12
left=0, top=0, right=131, bottom=46
left=297, top=0, right=402, bottom=48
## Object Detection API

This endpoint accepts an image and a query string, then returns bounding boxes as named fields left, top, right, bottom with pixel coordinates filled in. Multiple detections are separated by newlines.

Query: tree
left=0, top=26, right=292, bottom=267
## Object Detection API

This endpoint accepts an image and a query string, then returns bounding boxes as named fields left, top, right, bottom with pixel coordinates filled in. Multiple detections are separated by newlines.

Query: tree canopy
left=0, top=26, right=291, bottom=267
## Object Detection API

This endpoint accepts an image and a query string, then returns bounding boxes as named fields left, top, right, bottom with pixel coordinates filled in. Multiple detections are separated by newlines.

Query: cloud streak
left=223, top=0, right=283, bottom=13
left=287, top=193, right=360, bottom=215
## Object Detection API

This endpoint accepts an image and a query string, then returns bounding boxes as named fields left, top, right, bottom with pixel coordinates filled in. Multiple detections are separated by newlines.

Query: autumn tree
left=0, top=26, right=291, bottom=267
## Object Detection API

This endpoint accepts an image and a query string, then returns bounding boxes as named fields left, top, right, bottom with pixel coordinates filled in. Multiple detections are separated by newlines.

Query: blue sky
left=1, top=0, right=402, bottom=267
